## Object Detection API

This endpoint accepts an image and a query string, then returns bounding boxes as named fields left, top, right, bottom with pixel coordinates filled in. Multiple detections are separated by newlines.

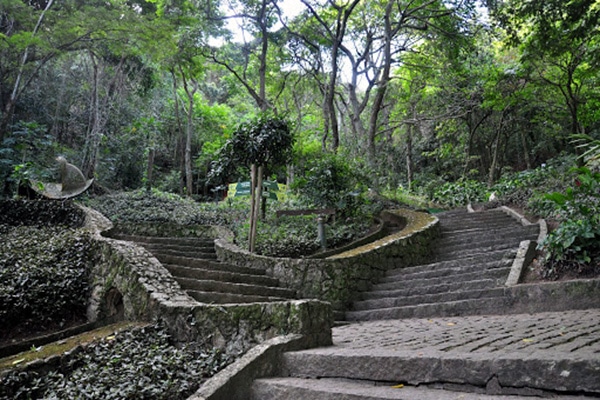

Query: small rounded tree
left=211, top=113, right=294, bottom=252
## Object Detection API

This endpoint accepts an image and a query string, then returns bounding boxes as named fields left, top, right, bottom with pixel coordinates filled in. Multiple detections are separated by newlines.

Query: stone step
left=384, top=258, right=512, bottom=282
left=176, top=277, right=296, bottom=298
left=251, top=377, right=583, bottom=400
left=279, top=311, right=600, bottom=396
left=436, top=209, right=510, bottom=221
left=440, top=221, right=522, bottom=237
left=157, top=254, right=268, bottom=276
left=187, top=290, right=289, bottom=304
left=438, top=216, right=522, bottom=231
left=372, top=267, right=510, bottom=291
left=346, top=296, right=506, bottom=320
left=387, top=250, right=515, bottom=277
left=164, top=264, right=281, bottom=287
left=432, top=237, right=530, bottom=258
left=109, top=233, right=214, bottom=247
left=139, top=242, right=215, bottom=253
left=437, top=225, right=539, bottom=246
left=360, top=278, right=500, bottom=300
left=431, top=245, right=520, bottom=262
left=149, top=248, right=218, bottom=259
left=352, top=287, right=505, bottom=312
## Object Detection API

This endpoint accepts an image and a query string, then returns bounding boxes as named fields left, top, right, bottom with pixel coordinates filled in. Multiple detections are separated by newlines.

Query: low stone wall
left=79, top=206, right=332, bottom=357
left=216, top=209, right=439, bottom=311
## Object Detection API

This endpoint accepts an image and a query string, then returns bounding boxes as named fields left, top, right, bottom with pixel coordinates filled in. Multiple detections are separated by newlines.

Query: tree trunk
left=367, top=1, right=394, bottom=163
left=406, top=123, right=414, bottom=191
left=488, top=112, right=506, bottom=187
left=519, top=127, right=532, bottom=170
left=146, top=147, right=155, bottom=191
left=82, top=56, right=102, bottom=179
left=252, top=165, right=264, bottom=251
left=180, top=69, right=198, bottom=197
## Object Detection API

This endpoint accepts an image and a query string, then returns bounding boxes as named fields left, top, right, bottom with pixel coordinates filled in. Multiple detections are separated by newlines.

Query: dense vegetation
left=0, top=324, right=231, bottom=400
left=0, top=0, right=598, bottom=373
left=0, top=200, right=93, bottom=342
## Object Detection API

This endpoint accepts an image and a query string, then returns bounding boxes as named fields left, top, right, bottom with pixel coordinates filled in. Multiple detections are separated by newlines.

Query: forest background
left=1, top=0, right=599, bottom=270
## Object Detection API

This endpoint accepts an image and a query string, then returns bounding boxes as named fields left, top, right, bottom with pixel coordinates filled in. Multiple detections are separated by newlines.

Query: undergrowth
left=0, top=324, right=231, bottom=400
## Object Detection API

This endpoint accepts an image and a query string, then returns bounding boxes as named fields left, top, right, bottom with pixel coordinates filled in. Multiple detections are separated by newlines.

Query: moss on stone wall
left=216, top=209, right=439, bottom=312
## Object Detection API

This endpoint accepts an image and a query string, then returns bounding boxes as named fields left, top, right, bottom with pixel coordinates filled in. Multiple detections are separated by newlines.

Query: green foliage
left=0, top=324, right=231, bottom=400
left=491, top=156, right=572, bottom=207
left=430, top=178, right=488, bottom=208
left=85, top=189, right=243, bottom=226
left=209, top=113, right=294, bottom=184
left=572, top=133, right=600, bottom=170
left=235, top=214, right=373, bottom=258
left=0, top=199, right=86, bottom=228
left=0, top=121, right=58, bottom=196
left=291, top=153, right=370, bottom=217
left=0, top=225, right=94, bottom=327
left=534, top=167, right=600, bottom=278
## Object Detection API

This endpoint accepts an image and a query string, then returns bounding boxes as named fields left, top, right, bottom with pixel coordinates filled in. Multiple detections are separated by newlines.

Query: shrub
left=431, top=178, right=488, bottom=208
left=0, top=199, right=86, bottom=228
left=85, top=189, right=244, bottom=226
left=291, top=153, right=369, bottom=217
left=0, top=226, right=95, bottom=329
left=0, top=324, right=231, bottom=400
left=535, top=167, right=600, bottom=278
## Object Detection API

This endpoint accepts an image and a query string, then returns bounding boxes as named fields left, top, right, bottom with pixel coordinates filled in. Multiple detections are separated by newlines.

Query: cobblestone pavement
left=332, top=309, right=600, bottom=359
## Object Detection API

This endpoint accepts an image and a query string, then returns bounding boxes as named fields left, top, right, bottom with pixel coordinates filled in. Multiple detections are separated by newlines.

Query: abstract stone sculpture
left=30, top=156, right=94, bottom=199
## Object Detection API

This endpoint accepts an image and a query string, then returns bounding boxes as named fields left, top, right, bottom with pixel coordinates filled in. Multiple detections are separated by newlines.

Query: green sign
left=227, top=180, right=286, bottom=200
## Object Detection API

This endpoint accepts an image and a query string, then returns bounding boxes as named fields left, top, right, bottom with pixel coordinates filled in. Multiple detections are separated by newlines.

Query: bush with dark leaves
left=0, top=324, right=232, bottom=400
left=85, top=189, right=240, bottom=226
left=0, top=226, right=95, bottom=330
left=0, top=199, right=85, bottom=228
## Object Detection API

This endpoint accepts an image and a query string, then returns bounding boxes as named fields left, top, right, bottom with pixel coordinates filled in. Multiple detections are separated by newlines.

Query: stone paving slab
left=252, top=377, right=597, bottom=399
left=333, top=310, right=600, bottom=356
left=283, top=310, right=600, bottom=395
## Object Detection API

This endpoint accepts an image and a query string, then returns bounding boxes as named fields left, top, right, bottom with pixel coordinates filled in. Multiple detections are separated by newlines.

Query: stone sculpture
left=30, top=156, right=94, bottom=199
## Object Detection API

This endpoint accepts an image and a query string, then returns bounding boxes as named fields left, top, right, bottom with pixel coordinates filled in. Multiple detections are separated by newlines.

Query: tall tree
left=496, top=0, right=600, bottom=138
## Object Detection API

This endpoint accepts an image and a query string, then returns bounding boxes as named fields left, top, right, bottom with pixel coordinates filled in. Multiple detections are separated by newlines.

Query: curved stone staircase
left=345, top=208, right=540, bottom=321
left=246, top=209, right=600, bottom=399
left=108, top=233, right=297, bottom=304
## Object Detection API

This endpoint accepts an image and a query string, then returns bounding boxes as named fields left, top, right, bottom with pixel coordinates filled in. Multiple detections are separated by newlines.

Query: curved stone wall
left=215, top=209, right=439, bottom=311
left=79, top=205, right=332, bottom=355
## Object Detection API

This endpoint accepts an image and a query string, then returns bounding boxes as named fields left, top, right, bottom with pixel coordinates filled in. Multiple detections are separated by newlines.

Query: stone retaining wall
left=79, top=206, right=332, bottom=356
left=216, top=209, right=439, bottom=311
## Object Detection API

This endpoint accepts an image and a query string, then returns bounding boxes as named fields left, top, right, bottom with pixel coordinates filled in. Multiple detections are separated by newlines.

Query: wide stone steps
left=384, top=257, right=513, bottom=282
left=372, top=263, right=510, bottom=290
left=438, top=224, right=539, bottom=243
left=109, top=232, right=295, bottom=305
left=249, top=210, right=598, bottom=400
left=187, top=290, right=290, bottom=304
left=344, top=209, right=539, bottom=322
left=176, top=277, right=295, bottom=298
left=155, top=254, right=263, bottom=275
left=145, top=248, right=218, bottom=259
left=352, top=287, right=505, bottom=311
left=431, top=243, right=524, bottom=262
left=109, top=233, right=214, bottom=247
left=251, top=377, right=579, bottom=400
left=163, top=264, right=280, bottom=286
left=255, top=320, right=600, bottom=398
left=139, top=242, right=216, bottom=253
left=347, top=296, right=506, bottom=320
left=360, top=278, right=500, bottom=300
left=434, top=228, right=538, bottom=253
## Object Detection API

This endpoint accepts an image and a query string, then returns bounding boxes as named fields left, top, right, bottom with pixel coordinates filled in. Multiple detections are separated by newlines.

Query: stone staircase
left=109, top=233, right=297, bottom=304
left=345, top=208, right=540, bottom=321
left=247, top=209, right=600, bottom=399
